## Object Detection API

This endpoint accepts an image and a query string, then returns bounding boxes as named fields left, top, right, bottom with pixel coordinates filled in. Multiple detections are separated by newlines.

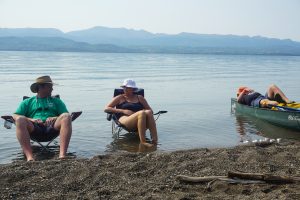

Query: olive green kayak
left=231, top=98, right=300, bottom=131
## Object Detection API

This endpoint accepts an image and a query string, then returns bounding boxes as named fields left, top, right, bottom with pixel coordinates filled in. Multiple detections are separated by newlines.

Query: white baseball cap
left=120, top=79, right=138, bottom=89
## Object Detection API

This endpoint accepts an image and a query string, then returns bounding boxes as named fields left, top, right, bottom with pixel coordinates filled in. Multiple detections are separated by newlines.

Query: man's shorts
left=251, top=93, right=269, bottom=108
left=30, top=123, right=59, bottom=142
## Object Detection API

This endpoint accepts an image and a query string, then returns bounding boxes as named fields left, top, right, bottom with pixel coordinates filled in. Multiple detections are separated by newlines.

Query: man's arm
left=237, top=90, right=247, bottom=103
left=13, top=114, right=43, bottom=124
left=54, top=98, right=69, bottom=115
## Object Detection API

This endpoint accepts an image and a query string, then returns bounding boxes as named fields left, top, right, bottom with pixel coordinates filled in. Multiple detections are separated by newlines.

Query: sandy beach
left=0, top=140, right=300, bottom=200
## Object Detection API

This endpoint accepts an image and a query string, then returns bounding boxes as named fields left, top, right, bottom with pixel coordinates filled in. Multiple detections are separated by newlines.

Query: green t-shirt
left=15, top=96, right=69, bottom=122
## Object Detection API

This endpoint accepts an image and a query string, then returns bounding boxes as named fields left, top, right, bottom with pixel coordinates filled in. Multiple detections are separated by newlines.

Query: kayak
left=231, top=98, right=300, bottom=131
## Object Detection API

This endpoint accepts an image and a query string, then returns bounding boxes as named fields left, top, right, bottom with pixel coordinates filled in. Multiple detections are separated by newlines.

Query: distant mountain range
left=1, top=26, right=300, bottom=55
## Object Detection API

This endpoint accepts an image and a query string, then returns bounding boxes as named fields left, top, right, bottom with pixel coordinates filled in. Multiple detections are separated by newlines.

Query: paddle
left=268, top=105, right=300, bottom=112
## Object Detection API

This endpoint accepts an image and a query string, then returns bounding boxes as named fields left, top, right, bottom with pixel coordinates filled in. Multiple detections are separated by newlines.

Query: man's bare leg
left=267, top=84, right=291, bottom=103
left=54, top=113, right=72, bottom=158
left=15, top=116, right=35, bottom=161
left=260, top=99, right=278, bottom=108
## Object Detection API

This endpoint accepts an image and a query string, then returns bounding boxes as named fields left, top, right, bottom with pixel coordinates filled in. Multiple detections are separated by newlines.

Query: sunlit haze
left=0, top=0, right=300, bottom=41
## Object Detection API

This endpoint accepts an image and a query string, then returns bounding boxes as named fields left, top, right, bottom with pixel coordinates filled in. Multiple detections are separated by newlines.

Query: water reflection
left=106, top=132, right=157, bottom=153
left=234, top=114, right=300, bottom=143
left=2, top=51, right=300, bottom=164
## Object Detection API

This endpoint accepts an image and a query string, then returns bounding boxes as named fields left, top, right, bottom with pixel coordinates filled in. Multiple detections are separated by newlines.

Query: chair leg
left=112, top=121, right=123, bottom=139
left=31, top=138, right=57, bottom=152
left=45, top=138, right=57, bottom=148
left=116, top=127, right=122, bottom=138
left=112, top=121, right=115, bottom=135
left=34, top=140, right=49, bottom=152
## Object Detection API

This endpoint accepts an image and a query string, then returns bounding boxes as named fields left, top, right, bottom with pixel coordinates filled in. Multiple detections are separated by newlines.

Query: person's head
left=30, top=76, right=54, bottom=96
left=120, top=79, right=138, bottom=94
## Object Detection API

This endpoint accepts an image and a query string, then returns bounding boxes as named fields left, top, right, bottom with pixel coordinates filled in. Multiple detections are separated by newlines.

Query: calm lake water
left=0, top=51, right=300, bottom=164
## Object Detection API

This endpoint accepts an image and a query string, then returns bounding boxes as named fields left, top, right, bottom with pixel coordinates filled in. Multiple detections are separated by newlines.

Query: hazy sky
left=1, top=0, right=300, bottom=41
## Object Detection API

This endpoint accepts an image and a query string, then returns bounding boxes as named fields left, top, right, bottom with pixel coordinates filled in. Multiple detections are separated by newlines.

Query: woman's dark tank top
left=116, top=95, right=144, bottom=119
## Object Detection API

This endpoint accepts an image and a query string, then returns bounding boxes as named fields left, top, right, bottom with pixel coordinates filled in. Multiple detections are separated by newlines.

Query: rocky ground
left=0, top=140, right=300, bottom=200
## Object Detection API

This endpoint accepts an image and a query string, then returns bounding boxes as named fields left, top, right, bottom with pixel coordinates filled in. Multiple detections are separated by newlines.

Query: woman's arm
left=139, top=95, right=153, bottom=113
left=104, top=95, right=124, bottom=114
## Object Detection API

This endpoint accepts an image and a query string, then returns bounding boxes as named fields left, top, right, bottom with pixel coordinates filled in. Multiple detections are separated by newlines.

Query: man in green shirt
left=13, top=76, right=72, bottom=161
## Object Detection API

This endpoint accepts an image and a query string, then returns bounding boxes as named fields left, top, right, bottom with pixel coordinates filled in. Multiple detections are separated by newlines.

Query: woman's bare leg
left=119, top=111, right=153, bottom=147
left=145, top=110, right=158, bottom=145
left=267, top=84, right=291, bottom=103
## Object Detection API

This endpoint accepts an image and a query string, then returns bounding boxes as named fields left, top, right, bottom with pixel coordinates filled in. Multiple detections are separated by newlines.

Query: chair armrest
left=71, top=111, right=82, bottom=122
left=153, top=110, right=168, bottom=115
left=1, top=115, right=15, bottom=129
left=153, top=110, right=167, bottom=121
left=104, top=111, right=123, bottom=127
left=106, top=113, right=113, bottom=121
left=1, top=115, right=15, bottom=123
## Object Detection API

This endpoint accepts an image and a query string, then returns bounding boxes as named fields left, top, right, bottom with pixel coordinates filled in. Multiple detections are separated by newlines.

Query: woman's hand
left=122, top=109, right=134, bottom=116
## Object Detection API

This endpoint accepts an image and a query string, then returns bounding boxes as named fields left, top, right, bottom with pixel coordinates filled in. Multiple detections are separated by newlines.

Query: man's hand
left=45, top=117, right=57, bottom=126
left=31, top=118, right=43, bottom=124
left=243, top=87, right=254, bottom=94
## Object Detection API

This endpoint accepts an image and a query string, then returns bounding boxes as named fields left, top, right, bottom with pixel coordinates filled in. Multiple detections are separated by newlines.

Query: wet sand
left=1, top=140, right=300, bottom=199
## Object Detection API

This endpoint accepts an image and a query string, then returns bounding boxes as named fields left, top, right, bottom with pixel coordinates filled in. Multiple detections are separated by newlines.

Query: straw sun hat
left=30, top=75, right=55, bottom=93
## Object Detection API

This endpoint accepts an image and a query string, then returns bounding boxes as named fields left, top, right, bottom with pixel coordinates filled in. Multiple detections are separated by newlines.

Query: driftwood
left=176, top=175, right=265, bottom=185
left=228, top=171, right=300, bottom=184
left=176, top=171, right=300, bottom=184
left=176, top=175, right=227, bottom=183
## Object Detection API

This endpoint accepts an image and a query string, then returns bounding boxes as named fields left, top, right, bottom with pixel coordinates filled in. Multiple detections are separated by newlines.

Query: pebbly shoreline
left=0, top=140, right=300, bottom=199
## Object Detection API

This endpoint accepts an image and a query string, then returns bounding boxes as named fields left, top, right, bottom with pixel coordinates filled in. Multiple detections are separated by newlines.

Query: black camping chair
left=105, top=88, right=167, bottom=138
left=1, top=95, right=82, bottom=151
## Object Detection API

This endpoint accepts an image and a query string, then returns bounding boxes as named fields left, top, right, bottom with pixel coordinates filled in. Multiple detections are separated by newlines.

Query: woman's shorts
left=30, top=123, right=59, bottom=142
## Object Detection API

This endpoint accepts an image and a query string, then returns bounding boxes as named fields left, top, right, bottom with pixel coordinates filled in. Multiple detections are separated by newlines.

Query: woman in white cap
left=105, top=79, right=158, bottom=147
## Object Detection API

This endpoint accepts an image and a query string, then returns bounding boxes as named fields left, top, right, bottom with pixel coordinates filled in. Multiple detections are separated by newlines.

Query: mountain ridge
left=0, top=27, right=300, bottom=55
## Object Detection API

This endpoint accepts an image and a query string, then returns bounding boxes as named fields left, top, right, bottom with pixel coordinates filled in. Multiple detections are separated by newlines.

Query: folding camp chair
left=105, top=88, right=167, bottom=138
left=1, top=95, right=82, bottom=151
